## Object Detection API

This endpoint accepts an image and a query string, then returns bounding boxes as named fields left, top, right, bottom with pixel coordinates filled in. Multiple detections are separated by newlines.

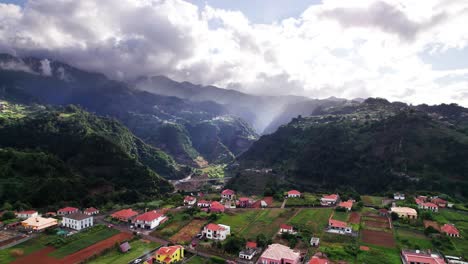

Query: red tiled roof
left=84, top=207, right=98, bottom=213
left=402, top=251, right=445, bottom=264
left=246, top=241, right=257, bottom=249
left=17, top=210, right=37, bottom=215
left=156, top=245, right=183, bottom=256
left=415, top=198, right=424, bottom=204
left=421, top=202, right=438, bottom=208
left=338, top=200, right=353, bottom=209
left=329, top=219, right=348, bottom=228
left=58, top=207, right=78, bottom=213
left=360, top=246, right=370, bottom=251
left=309, top=257, right=329, bottom=264
left=111, top=209, right=138, bottom=219
left=322, top=194, right=338, bottom=200
left=441, top=224, right=459, bottom=235
left=135, top=211, right=164, bottom=222
left=210, top=201, right=225, bottom=212
left=184, top=196, right=196, bottom=201
left=221, top=189, right=235, bottom=195
left=288, top=190, right=301, bottom=195
left=431, top=198, right=447, bottom=204
left=280, top=224, right=293, bottom=230
left=239, top=197, right=251, bottom=202
left=205, top=223, right=226, bottom=231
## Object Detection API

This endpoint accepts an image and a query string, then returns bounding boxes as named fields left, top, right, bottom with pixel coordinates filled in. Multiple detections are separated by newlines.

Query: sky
left=1, top=0, right=468, bottom=106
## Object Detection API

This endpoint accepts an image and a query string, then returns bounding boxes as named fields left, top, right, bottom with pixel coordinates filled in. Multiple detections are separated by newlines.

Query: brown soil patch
left=423, top=220, right=440, bottom=231
left=361, top=229, right=395, bottom=247
left=170, top=219, right=206, bottom=244
left=364, top=220, right=389, bottom=229
left=349, top=212, right=361, bottom=224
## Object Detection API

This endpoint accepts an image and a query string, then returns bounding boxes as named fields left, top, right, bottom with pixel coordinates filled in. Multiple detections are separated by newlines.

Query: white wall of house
left=17, top=212, right=38, bottom=219
left=203, top=225, right=230, bottom=240
left=62, top=216, right=93, bottom=231
left=134, top=215, right=167, bottom=229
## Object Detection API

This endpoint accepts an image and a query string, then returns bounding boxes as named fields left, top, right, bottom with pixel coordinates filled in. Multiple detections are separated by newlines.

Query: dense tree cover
left=0, top=104, right=175, bottom=207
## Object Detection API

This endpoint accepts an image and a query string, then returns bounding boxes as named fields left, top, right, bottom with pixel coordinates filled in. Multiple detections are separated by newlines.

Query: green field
left=332, top=211, right=349, bottom=222
left=395, top=228, right=432, bottom=250
left=200, top=165, right=225, bottom=178
left=288, top=208, right=333, bottom=235
left=356, top=245, right=400, bottom=264
left=0, top=234, right=49, bottom=263
left=361, top=196, right=384, bottom=207
left=185, top=255, right=224, bottom=264
left=49, top=226, right=120, bottom=258
left=151, top=212, right=192, bottom=238
left=215, top=210, right=260, bottom=233
left=432, top=209, right=468, bottom=256
left=88, top=240, right=159, bottom=264
left=285, top=193, right=319, bottom=207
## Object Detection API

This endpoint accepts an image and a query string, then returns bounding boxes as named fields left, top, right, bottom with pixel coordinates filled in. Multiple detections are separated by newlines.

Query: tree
left=1, top=211, right=15, bottom=221
left=1, top=202, right=12, bottom=211
left=391, top=212, right=399, bottom=221
left=256, top=234, right=271, bottom=248
left=424, top=226, right=439, bottom=236
left=223, top=236, right=246, bottom=254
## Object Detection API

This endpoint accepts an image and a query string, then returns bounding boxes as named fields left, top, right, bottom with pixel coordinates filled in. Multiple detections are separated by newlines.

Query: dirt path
left=280, top=199, right=286, bottom=209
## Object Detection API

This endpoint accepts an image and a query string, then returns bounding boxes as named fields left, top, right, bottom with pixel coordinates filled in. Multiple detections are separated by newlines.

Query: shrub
left=10, top=249, right=24, bottom=257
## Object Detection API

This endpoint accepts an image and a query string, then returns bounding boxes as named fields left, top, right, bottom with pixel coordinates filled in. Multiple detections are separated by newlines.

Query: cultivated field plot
left=215, top=210, right=261, bottom=234
left=151, top=213, right=192, bottom=239
left=332, top=211, right=349, bottom=222
left=170, top=219, right=207, bottom=244
left=285, top=193, right=319, bottom=207
left=0, top=231, right=26, bottom=248
left=88, top=239, right=159, bottom=264
left=361, top=229, right=396, bottom=247
left=395, top=228, right=432, bottom=250
left=433, top=209, right=468, bottom=255
left=349, top=212, right=361, bottom=224
left=239, top=209, right=298, bottom=239
left=356, top=245, right=401, bottom=264
left=288, top=208, right=333, bottom=235
left=362, top=213, right=391, bottom=231
left=361, top=196, right=384, bottom=207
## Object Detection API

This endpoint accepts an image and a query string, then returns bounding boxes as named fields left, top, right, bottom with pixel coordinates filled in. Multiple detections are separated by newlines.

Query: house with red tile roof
left=441, top=224, right=460, bottom=237
left=221, top=189, right=236, bottom=200
left=155, top=245, right=184, bottom=263
left=246, top=241, right=257, bottom=249
left=401, top=250, right=446, bottom=264
left=309, top=253, right=330, bottom=264
left=239, top=241, right=258, bottom=260
left=184, top=196, right=197, bottom=206
left=134, top=211, right=167, bottom=229
left=337, top=200, right=353, bottom=211
left=258, top=243, right=301, bottom=264
left=320, top=194, right=339, bottom=206
left=327, top=219, right=352, bottom=234
left=279, top=224, right=296, bottom=234
left=57, top=207, right=79, bottom=216
left=210, top=201, right=225, bottom=213
left=16, top=210, right=38, bottom=219
left=111, top=208, right=139, bottom=222
left=431, top=197, right=448, bottom=208
left=418, top=202, right=439, bottom=212
left=238, top=197, right=253, bottom=208
left=197, top=200, right=211, bottom=208
left=287, top=190, right=301, bottom=198
left=202, top=223, right=230, bottom=240
left=83, top=207, right=99, bottom=216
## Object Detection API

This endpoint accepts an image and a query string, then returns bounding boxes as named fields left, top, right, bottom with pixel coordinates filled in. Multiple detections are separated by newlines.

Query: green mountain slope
left=0, top=102, right=175, bottom=207
left=233, top=99, right=468, bottom=198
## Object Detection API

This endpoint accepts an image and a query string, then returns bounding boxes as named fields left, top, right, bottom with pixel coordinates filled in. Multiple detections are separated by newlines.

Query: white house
left=221, top=189, right=236, bottom=200
left=184, top=196, right=197, bottom=206
left=202, top=223, right=230, bottom=241
left=394, top=193, right=405, bottom=200
left=418, top=202, right=439, bottom=212
left=16, top=210, right=38, bottom=219
left=62, top=213, right=94, bottom=231
left=197, top=200, right=211, bottom=208
left=287, top=190, right=301, bottom=198
left=83, top=207, right=99, bottom=216
left=327, top=219, right=352, bottom=235
left=133, top=211, right=167, bottom=230
left=321, top=194, right=339, bottom=206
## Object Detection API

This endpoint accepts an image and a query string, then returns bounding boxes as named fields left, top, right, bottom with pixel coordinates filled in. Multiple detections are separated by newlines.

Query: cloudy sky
left=1, top=0, right=468, bottom=106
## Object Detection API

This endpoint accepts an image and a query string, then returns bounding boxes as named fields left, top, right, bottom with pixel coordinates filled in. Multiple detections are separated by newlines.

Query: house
left=62, top=213, right=94, bottom=231
left=184, top=196, right=197, bottom=206
left=419, top=202, right=439, bottom=212
left=309, top=253, right=330, bottom=264
left=391, top=207, right=417, bottom=219
left=57, top=207, right=79, bottom=215
left=202, top=223, right=230, bottom=240
left=287, top=190, right=301, bottom=198
left=45, top=212, right=57, bottom=217
left=257, top=243, right=301, bottom=264
left=134, top=211, right=167, bottom=229
left=415, top=197, right=424, bottom=205
left=221, top=189, right=236, bottom=200
left=337, top=200, right=353, bottom=211
left=394, top=193, right=405, bottom=200
left=238, top=197, right=253, bottom=208
left=431, top=197, right=448, bottom=208
left=197, top=200, right=211, bottom=208
left=327, top=219, right=352, bottom=234
left=83, top=207, right=99, bottom=216
left=401, top=250, right=446, bottom=264
left=111, top=208, right=139, bottom=222
left=210, top=201, right=225, bottom=213
left=16, top=210, right=38, bottom=219
left=239, top=242, right=258, bottom=260
left=154, top=245, right=184, bottom=263
left=279, top=224, right=296, bottom=234
left=320, top=194, right=339, bottom=206
left=441, top=224, right=460, bottom=237
left=120, top=241, right=131, bottom=253
left=310, top=237, right=320, bottom=247
left=21, top=217, right=58, bottom=231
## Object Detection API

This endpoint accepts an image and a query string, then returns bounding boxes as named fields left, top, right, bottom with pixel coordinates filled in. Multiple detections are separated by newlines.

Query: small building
left=119, top=241, right=131, bottom=253
left=239, top=242, right=258, bottom=260
left=401, top=250, right=446, bottom=264
left=441, top=224, right=460, bottom=237
left=257, top=243, right=301, bottom=264
left=419, top=202, right=439, bottom=212
left=431, top=197, right=448, bottom=208
left=309, top=253, right=330, bottom=264
left=310, top=237, right=320, bottom=247
left=83, top=207, right=99, bottom=216
left=327, top=219, right=352, bottom=234
left=391, top=207, right=417, bottom=219
left=184, top=196, right=197, bottom=206
left=202, top=223, right=230, bottom=240
left=337, top=200, right=353, bottom=211
left=21, top=217, right=58, bottom=231
left=45, top=212, right=57, bottom=217
left=62, top=213, right=94, bottom=231
left=197, top=200, right=211, bottom=208
left=279, top=224, right=296, bottom=234
left=238, top=197, right=253, bottom=208
left=155, top=245, right=184, bottom=263
left=16, top=210, right=38, bottom=219
left=321, top=194, right=339, bottom=206
left=57, top=207, right=79, bottom=216
left=134, top=211, right=167, bottom=230
left=111, top=209, right=139, bottom=222
left=210, top=201, right=225, bottom=213
left=287, top=190, right=301, bottom=198
left=394, top=193, right=405, bottom=200
left=221, top=189, right=236, bottom=200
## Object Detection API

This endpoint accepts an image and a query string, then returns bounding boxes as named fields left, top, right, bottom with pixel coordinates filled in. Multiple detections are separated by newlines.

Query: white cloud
left=40, top=59, right=52, bottom=76
left=0, top=0, right=468, bottom=106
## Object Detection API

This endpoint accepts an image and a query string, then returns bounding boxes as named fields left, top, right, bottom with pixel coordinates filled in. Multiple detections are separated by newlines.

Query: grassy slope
left=88, top=240, right=159, bottom=264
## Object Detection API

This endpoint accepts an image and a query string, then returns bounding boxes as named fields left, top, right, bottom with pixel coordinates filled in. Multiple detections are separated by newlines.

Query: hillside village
left=0, top=187, right=467, bottom=264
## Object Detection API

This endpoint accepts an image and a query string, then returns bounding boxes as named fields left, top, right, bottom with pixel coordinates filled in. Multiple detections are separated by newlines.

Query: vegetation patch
left=87, top=239, right=159, bottom=264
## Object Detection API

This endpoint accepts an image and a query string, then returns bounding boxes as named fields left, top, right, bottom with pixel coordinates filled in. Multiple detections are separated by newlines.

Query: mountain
left=231, top=98, right=468, bottom=198
left=0, top=54, right=258, bottom=166
left=0, top=102, right=176, bottom=207
left=132, top=76, right=349, bottom=134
